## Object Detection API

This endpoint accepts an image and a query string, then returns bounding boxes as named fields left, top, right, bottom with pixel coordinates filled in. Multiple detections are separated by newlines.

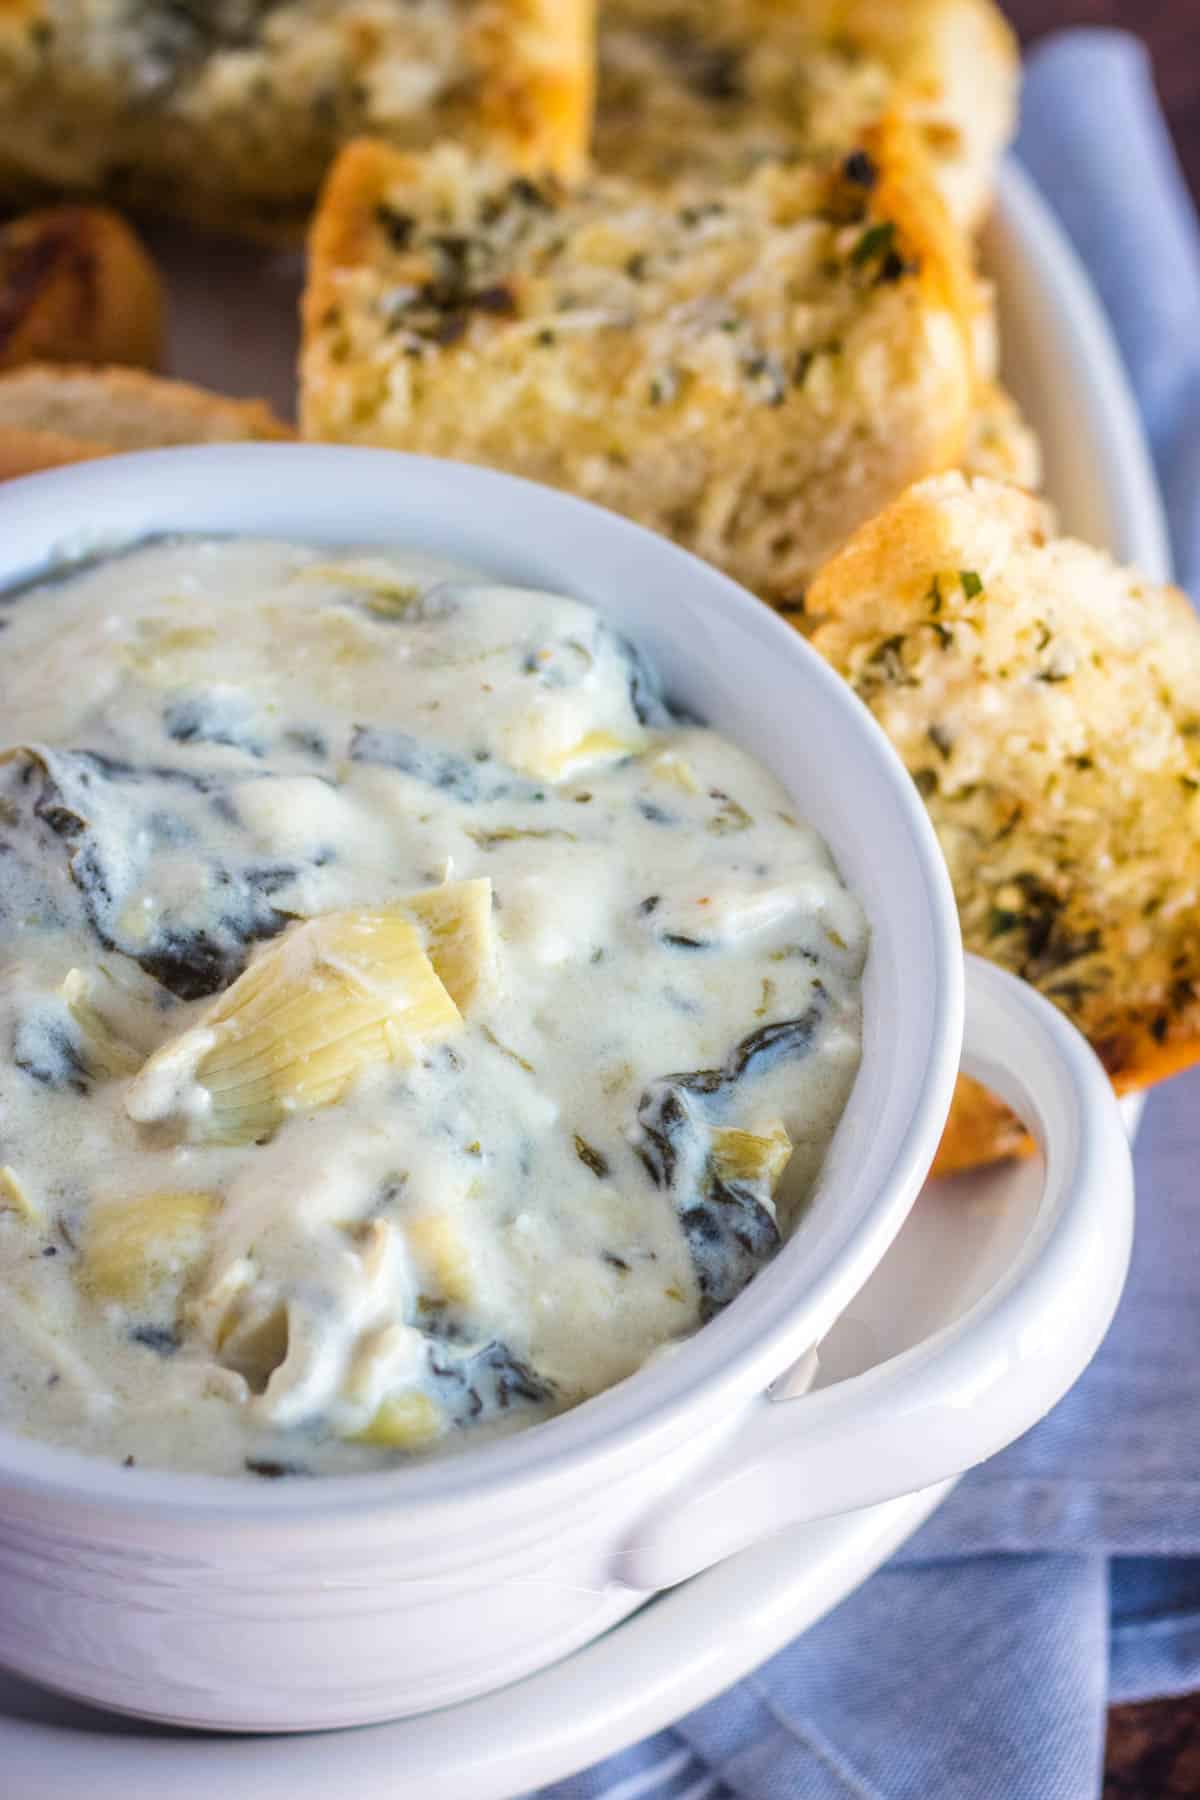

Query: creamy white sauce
left=0, top=539, right=867, bottom=1476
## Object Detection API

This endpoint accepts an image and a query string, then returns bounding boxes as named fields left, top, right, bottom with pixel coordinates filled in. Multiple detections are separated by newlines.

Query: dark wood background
left=1007, top=2, right=1200, bottom=198
left=1001, top=13, right=1199, bottom=1793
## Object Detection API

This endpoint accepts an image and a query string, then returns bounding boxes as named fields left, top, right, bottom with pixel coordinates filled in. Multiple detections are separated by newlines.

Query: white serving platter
left=0, top=159, right=1169, bottom=1798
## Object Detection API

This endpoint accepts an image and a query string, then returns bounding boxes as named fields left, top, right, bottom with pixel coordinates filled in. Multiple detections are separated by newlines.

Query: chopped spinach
left=349, top=727, right=535, bottom=803
left=129, top=1324, right=180, bottom=1356
left=163, top=689, right=266, bottom=757
left=5, top=746, right=301, bottom=1000
left=617, top=633, right=672, bottom=728
left=633, top=1011, right=821, bottom=1317
left=428, top=1339, right=555, bottom=1421
left=679, top=1188, right=781, bottom=1321
left=244, top=1456, right=311, bottom=1480
left=12, top=1007, right=87, bottom=1093
left=282, top=726, right=328, bottom=759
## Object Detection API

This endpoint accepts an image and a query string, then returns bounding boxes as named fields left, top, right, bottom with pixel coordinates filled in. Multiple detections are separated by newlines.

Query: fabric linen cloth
left=533, top=31, right=1200, bottom=1800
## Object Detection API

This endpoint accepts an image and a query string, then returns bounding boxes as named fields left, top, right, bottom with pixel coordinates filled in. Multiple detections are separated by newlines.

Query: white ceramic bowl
left=0, top=445, right=1133, bottom=1730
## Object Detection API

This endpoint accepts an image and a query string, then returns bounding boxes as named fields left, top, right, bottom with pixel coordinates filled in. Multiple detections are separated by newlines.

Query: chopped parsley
left=851, top=221, right=896, bottom=267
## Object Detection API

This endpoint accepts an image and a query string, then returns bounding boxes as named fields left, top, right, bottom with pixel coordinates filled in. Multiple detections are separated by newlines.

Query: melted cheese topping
left=0, top=538, right=866, bottom=1476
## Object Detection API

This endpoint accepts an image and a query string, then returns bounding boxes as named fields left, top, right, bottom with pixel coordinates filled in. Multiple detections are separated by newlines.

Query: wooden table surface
left=1002, top=11, right=1199, bottom=1793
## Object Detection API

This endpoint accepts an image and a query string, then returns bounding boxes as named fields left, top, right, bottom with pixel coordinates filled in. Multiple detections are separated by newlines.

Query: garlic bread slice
left=0, top=0, right=595, bottom=236
left=303, top=123, right=974, bottom=603
left=805, top=472, right=1200, bottom=1171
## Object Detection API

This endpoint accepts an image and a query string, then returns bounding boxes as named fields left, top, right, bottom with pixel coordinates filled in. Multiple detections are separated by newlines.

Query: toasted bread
left=0, top=364, right=292, bottom=478
left=301, top=123, right=975, bottom=601
left=963, top=380, right=1042, bottom=490
left=0, top=1, right=594, bottom=236
left=932, top=1074, right=1036, bottom=1179
left=595, top=0, right=1017, bottom=232
left=805, top=472, right=1200, bottom=1171
left=0, top=205, right=164, bottom=371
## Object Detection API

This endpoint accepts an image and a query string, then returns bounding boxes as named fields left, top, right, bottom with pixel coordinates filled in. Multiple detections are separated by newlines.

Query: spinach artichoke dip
left=0, top=538, right=867, bottom=1476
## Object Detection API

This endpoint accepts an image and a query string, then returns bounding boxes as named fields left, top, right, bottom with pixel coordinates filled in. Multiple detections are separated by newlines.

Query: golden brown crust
left=806, top=471, right=1200, bottom=1172
left=302, top=122, right=973, bottom=598
left=932, top=1027, right=1200, bottom=1177
left=0, top=205, right=164, bottom=372
left=472, top=0, right=595, bottom=182
left=0, top=424, right=109, bottom=478
left=827, top=0, right=1018, bottom=231
left=931, top=1076, right=1033, bottom=1179
left=0, top=365, right=292, bottom=477
left=304, top=138, right=404, bottom=318
left=870, top=109, right=977, bottom=393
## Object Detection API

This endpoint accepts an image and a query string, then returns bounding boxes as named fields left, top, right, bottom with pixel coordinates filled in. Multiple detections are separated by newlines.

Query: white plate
left=0, top=160, right=1169, bottom=1796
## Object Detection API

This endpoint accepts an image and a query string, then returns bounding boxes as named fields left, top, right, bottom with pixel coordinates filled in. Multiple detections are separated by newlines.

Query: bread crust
left=302, top=120, right=974, bottom=599
left=0, top=425, right=109, bottom=478
left=0, top=364, right=292, bottom=477
left=470, top=0, right=595, bottom=183
left=806, top=471, right=1200, bottom=1170
left=930, top=1074, right=1034, bottom=1179
left=0, top=205, right=164, bottom=371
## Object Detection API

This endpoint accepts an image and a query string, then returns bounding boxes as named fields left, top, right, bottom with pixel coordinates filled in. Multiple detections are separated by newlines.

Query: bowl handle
left=615, top=956, right=1134, bottom=1591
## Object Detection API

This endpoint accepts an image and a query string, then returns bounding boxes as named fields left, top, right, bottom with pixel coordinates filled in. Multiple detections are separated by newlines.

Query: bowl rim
left=0, top=444, right=963, bottom=1522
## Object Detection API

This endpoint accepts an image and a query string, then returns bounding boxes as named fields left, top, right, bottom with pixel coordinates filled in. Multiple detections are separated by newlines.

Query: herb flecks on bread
left=0, top=1, right=595, bottom=235
left=302, top=123, right=974, bottom=601
left=595, top=0, right=1017, bottom=233
left=805, top=472, right=1200, bottom=1171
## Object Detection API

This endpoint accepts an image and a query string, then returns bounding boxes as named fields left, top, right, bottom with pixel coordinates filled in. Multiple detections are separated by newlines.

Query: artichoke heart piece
left=709, top=1121, right=793, bottom=1197
left=511, top=726, right=643, bottom=783
left=59, top=968, right=144, bottom=1079
left=647, top=747, right=700, bottom=793
left=351, top=1390, right=444, bottom=1449
left=407, top=1211, right=475, bottom=1307
left=295, top=563, right=421, bottom=616
left=126, top=908, right=463, bottom=1145
left=0, top=1165, right=40, bottom=1225
left=79, top=1190, right=220, bottom=1307
left=400, top=878, right=496, bottom=1013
